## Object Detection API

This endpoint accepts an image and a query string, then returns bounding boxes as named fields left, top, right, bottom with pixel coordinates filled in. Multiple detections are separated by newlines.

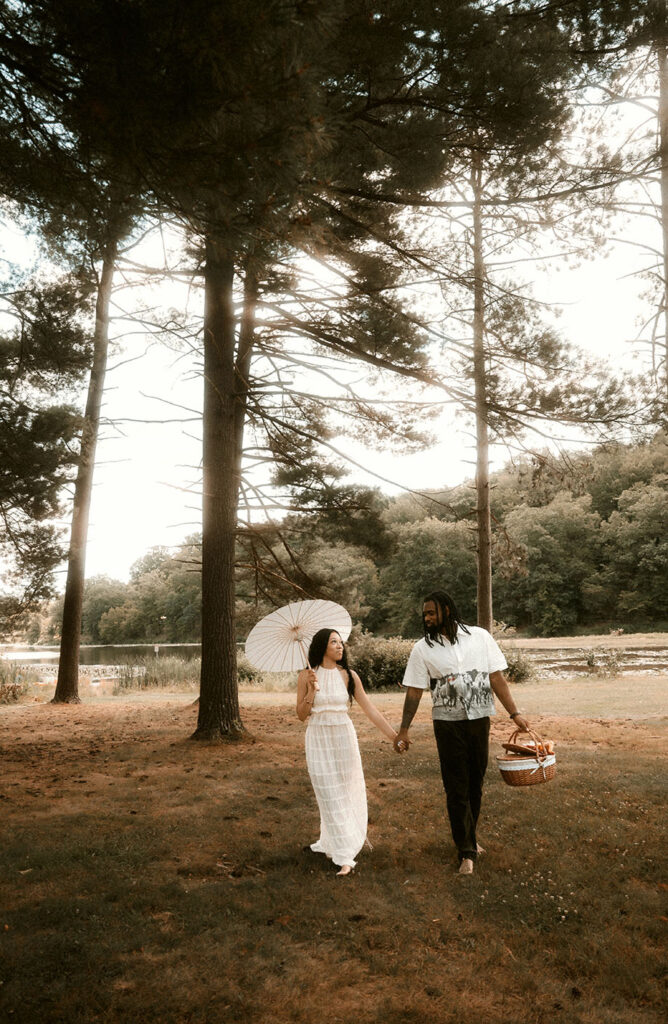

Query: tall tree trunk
left=658, top=35, right=668, bottom=399
left=192, top=238, right=244, bottom=740
left=52, top=248, right=116, bottom=703
left=234, top=265, right=259, bottom=461
left=471, top=151, right=493, bottom=631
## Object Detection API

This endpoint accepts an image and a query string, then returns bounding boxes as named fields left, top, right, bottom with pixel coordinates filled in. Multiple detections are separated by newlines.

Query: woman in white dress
left=296, top=628, right=402, bottom=876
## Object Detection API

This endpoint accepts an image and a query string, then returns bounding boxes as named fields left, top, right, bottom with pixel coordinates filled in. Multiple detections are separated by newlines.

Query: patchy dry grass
left=512, top=632, right=668, bottom=650
left=0, top=690, right=665, bottom=1024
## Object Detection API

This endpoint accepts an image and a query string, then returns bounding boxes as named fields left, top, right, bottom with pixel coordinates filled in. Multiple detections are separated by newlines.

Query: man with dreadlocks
left=394, top=590, right=530, bottom=875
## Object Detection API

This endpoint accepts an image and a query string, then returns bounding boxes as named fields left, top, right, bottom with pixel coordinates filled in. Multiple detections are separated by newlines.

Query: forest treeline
left=23, top=433, right=667, bottom=643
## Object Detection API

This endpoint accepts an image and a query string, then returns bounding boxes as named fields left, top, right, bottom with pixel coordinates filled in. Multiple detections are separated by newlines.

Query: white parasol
left=244, top=599, right=352, bottom=673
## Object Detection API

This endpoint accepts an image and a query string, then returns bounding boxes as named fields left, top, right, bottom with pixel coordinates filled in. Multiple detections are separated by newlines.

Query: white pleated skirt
left=305, top=716, right=368, bottom=868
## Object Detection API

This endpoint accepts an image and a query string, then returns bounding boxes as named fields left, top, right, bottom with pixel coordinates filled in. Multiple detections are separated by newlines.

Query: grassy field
left=511, top=631, right=668, bottom=649
left=0, top=677, right=666, bottom=1024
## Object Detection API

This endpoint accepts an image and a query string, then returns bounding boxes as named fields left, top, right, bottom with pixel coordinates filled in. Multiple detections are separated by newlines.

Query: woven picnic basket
left=497, top=729, right=556, bottom=788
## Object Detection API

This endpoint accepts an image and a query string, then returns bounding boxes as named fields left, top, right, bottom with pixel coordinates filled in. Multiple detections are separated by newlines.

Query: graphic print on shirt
left=430, top=670, right=491, bottom=714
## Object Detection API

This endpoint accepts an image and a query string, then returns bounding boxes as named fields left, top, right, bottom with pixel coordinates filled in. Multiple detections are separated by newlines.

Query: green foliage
left=301, top=542, right=380, bottom=625
left=598, top=478, right=668, bottom=619
left=293, top=486, right=392, bottom=560
left=494, top=493, right=603, bottom=635
left=112, top=656, right=199, bottom=694
left=487, top=436, right=668, bottom=635
left=129, top=547, right=173, bottom=583
left=347, top=633, right=414, bottom=691
left=17, top=436, right=668, bottom=644
left=0, top=661, right=41, bottom=702
left=582, top=439, right=668, bottom=519
left=270, top=437, right=666, bottom=640
left=236, top=653, right=265, bottom=687
left=26, top=545, right=202, bottom=647
left=96, top=542, right=202, bottom=644
left=0, top=274, right=93, bottom=632
left=497, top=643, right=535, bottom=684
left=379, top=519, right=477, bottom=636
left=111, top=654, right=263, bottom=694
left=80, top=577, right=128, bottom=643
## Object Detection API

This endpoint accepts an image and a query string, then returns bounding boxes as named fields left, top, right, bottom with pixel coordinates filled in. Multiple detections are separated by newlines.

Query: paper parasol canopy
left=244, top=599, right=352, bottom=673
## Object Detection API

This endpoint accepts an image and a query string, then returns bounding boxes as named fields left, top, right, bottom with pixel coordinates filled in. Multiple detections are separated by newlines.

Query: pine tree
left=329, top=3, right=636, bottom=628
left=89, top=0, right=483, bottom=739
left=0, top=0, right=152, bottom=699
left=578, top=1, right=668, bottom=412
left=0, top=274, right=92, bottom=633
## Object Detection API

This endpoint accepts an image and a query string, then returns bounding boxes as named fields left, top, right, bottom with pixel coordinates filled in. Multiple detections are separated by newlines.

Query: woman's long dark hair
left=423, top=590, right=470, bottom=647
left=307, top=628, right=355, bottom=702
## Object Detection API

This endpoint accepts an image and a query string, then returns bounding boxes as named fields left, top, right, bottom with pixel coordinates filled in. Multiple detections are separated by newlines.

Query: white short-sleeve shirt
left=401, top=625, right=507, bottom=721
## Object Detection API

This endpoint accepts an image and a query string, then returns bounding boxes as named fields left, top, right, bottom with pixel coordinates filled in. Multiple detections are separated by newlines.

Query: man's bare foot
left=458, top=858, right=474, bottom=875
left=476, top=844, right=485, bottom=854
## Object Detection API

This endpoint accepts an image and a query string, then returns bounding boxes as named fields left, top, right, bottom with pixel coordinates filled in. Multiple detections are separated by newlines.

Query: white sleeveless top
left=309, top=666, right=351, bottom=725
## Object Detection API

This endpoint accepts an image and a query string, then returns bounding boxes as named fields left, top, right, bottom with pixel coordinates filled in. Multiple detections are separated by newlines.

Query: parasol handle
left=299, top=640, right=319, bottom=690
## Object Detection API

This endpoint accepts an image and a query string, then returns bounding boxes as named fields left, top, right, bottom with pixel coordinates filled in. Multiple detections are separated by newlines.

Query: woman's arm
left=296, top=668, right=318, bottom=722
left=352, top=672, right=398, bottom=743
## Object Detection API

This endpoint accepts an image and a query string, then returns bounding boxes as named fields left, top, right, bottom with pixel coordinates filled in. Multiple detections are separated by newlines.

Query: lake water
left=2, top=640, right=666, bottom=677
left=1, top=643, right=205, bottom=665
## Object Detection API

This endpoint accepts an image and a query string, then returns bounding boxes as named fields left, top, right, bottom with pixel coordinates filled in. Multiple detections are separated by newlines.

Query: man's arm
left=489, top=670, right=530, bottom=732
left=393, top=687, right=424, bottom=752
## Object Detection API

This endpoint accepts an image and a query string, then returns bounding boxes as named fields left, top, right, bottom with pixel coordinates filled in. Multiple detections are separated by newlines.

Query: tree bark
left=234, top=266, right=259, bottom=461
left=471, top=151, right=493, bottom=632
left=658, top=34, right=668, bottom=399
left=52, top=248, right=116, bottom=703
left=192, top=238, right=245, bottom=740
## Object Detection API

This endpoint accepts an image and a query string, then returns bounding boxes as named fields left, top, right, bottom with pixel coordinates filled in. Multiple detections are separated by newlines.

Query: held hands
left=393, top=731, right=410, bottom=754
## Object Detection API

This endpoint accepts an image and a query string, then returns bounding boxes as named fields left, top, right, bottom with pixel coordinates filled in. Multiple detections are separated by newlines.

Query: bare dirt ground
left=1, top=676, right=665, bottom=1024
left=512, top=631, right=668, bottom=649
left=236, top=671, right=668, bottom=721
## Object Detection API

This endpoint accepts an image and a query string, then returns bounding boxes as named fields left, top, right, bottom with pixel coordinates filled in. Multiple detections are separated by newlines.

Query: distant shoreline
left=3, top=631, right=668, bottom=657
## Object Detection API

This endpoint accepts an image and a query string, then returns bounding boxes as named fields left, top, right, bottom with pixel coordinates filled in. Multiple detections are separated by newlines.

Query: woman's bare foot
left=458, top=858, right=474, bottom=875
left=336, top=865, right=354, bottom=877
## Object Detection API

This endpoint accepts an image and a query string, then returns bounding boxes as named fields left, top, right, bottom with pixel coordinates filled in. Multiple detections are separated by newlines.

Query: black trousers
left=433, top=717, right=490, bottom=862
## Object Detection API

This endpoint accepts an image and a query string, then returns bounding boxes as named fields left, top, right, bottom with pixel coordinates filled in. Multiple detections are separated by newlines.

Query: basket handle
left=507, top=728, right=549, bottom=762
